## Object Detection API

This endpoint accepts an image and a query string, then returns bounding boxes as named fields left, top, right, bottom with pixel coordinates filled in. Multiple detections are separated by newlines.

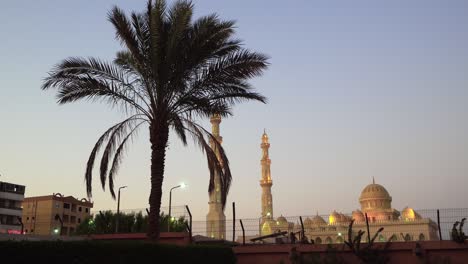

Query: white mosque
left=205, top=116, right=439, bottom=242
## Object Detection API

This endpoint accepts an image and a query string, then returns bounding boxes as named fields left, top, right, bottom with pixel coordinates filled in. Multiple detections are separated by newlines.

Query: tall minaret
left=260, top=130, right=273, bottom=223
left=206, top=114, right=226, bottom=239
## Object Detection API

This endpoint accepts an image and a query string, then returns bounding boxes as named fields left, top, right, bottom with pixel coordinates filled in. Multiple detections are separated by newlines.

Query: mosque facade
left=259, top=133, right=439, bottom=243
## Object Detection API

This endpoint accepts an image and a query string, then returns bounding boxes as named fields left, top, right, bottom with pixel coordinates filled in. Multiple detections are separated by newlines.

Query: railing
left=0, top=204, right=22, bottom=210
left=32, top=206, right=465, bottom=242
left=190, top=208, right=468, bottom=244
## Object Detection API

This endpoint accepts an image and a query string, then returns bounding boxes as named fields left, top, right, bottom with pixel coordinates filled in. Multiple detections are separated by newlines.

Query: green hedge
left=0, top=240, right=236, bottom=264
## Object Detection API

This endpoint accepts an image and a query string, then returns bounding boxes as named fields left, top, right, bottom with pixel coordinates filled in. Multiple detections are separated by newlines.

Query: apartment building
left=22, top=193, right=93, bottom=236
left=0, top=181, right=26, bottom=234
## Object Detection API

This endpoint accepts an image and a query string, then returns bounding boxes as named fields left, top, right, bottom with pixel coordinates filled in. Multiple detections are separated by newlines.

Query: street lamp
left=168, top=183, right=186, bottom=231
left=115, top=185, right=127, bottom=233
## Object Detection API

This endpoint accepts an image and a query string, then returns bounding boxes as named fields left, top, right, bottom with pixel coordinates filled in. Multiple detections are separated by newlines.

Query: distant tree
left=42, top=0, right=268, bottom=241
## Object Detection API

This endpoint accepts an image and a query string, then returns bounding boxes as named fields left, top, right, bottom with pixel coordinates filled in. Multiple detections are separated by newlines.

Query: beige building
left=258, top=134, right=439, bottom=243
left=297, top=181, right=439, bottom=243
left=22, top=193, right=93, bottom=236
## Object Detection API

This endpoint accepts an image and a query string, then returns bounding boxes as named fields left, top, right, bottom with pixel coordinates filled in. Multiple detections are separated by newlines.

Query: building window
left=85, top=208, right=89, bottom=213
left=79, top=207, right=82, bottom=212
left=78, top=218, right=81, bottom=223
left=25, top=229, right=28, bottom=233
left=31, top=229, right=34, bottom=233
left=55, top=203, right=59, bottom=208
left=32, top=217, right=35, bottom=220
left=26, top=217, right=29, bottom=221
left=64, top=203, right=70, bottom=209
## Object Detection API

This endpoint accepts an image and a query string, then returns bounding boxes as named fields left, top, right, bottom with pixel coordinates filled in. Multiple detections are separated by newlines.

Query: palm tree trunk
left=147, top=121, right=169, bottom=240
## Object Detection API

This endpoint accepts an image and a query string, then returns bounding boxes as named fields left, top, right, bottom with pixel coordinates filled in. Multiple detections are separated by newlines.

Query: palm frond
left=108, top=121, right=147, bottom=198
left=84, top=115, right=146, bottom=198
left=99, top=117, right=147, bottom=191
left=108, top=6, right=146, bottom=67
left=149, top=0, right=167, bottom=85
left=166, top=0, right=193, bottom=65
left=169, top=113, right=187, bottom=145
left=42, top=57, right=152, bottom=117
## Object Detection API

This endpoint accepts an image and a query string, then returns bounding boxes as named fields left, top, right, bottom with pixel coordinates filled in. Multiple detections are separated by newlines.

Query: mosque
left=205, top=115, right=439, bottom=242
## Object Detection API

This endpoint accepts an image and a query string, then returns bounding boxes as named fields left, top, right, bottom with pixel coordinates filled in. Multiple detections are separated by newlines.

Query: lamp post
left=115, top=185, right=127, bottom=233
left=168, top=183, right=186, bottom=232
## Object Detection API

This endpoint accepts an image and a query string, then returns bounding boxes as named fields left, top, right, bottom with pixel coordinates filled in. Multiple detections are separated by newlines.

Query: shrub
left=0, top=240, right=236, bottom=264
left=451, top=218, right=467, bottom=244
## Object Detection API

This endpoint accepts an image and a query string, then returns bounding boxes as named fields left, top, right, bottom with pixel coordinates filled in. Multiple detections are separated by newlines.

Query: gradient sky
left=1, top=0, right=467, bottom=220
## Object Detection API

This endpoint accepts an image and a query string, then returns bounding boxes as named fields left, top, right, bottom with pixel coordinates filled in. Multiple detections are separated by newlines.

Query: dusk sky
left=1, top=0, right=467, bottom=220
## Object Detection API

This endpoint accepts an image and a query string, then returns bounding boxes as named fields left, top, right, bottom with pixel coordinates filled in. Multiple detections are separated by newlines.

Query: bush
left=74, top=211, right=188, bottom=235
left=0, top=240, right=236, bottom=264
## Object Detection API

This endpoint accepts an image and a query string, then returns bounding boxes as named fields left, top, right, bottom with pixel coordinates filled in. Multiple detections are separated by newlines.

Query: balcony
left=0, top=204, right=22, bottom=211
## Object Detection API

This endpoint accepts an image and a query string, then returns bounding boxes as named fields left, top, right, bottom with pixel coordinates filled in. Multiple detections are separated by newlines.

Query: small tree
left=344, top=220, right=393, bottom=264
left=451, top=218, right=467, bottom=244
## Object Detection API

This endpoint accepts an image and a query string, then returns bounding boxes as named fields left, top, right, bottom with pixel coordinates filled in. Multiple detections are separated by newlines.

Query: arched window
left=325, top=237, right=332, bottom=244
left=378, top=234, right=385, bottom=242
left=315, top=237, right=322, bottom=244
left=404, top=234, right=411, bottom=242
left=419, top=234, right=425, bottom=241
left=336, top=236, right=344, bottom=243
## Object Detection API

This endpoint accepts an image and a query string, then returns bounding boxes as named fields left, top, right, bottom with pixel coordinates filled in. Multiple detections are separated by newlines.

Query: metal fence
left=107, top=205, right=190, bottom=219
left=192, top=208, right=468, bottom=244
left=24, top=206, right=466, bottom=242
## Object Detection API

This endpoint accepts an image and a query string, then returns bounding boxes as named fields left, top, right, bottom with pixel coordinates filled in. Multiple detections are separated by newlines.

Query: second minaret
left=260, top=131, right=273, bottom=224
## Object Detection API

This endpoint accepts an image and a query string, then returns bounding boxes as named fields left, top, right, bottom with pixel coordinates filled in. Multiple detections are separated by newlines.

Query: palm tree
left=42, top=0, right=268, bottom=240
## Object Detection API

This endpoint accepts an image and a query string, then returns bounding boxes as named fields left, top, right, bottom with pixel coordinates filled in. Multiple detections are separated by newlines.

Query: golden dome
left=359, top=184, right=391, bottom=201
left=401, top=207, right=422, bottom=220
left=329, top=211, right=341, bottom=224
left=359, top=179, right=392, bottom=209
left=277, top=215, right=288, bottom=225
left=304, top=217, right=313, bottom=226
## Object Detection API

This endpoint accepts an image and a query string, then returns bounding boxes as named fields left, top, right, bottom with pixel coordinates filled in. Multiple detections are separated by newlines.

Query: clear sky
left=1, top=0, right=467, bottom=220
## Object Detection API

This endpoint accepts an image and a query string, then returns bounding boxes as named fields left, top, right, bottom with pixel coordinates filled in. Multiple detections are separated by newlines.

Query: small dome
left=401, top=207, right=421, bottom=220
left=352, top=210, right=365, bottom=222
left=311, top=215, right=327, bottom=226
left=329, top=211, right=341, bottom=224
left=339, top=213, right=351, bottom=223
left=304, top=217, right=313, bottom=226
left=261, top=221, right=272, bottom=235
left=277, top=215, right=288, bottom=225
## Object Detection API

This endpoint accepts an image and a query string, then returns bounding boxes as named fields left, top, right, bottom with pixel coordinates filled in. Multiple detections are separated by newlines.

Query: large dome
left=359, top=179, right=393, bottom=211
left=359, top=183, right=391, bottom=201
